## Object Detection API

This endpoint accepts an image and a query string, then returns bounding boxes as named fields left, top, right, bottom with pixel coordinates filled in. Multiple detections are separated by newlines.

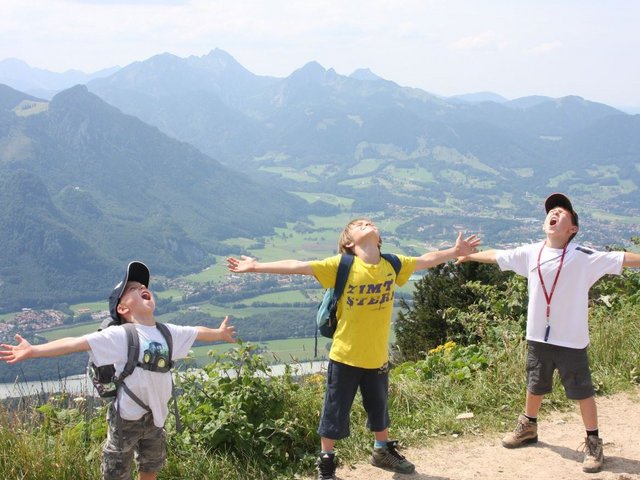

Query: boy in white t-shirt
left=458, top=193, right=640, bottom=474
left=0, top=261, right=237, bottom=480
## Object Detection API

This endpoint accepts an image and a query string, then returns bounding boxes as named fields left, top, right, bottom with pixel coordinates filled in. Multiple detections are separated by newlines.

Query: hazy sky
left=1, top=0, right=638, bottom=111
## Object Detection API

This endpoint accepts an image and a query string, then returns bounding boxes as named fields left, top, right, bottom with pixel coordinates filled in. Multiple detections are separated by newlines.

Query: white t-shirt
left=496, top=241, right=623, bottom=349
left=85, top=323, right=198, bottom=427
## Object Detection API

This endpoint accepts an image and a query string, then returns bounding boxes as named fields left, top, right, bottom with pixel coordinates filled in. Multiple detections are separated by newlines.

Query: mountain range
left=1, top=48, right=639, bottom=311
left=82, top=50, right=633, bottom=172
left=0, top=82, right=307, bottom=311
left=0, top=58, right=120, bottom=100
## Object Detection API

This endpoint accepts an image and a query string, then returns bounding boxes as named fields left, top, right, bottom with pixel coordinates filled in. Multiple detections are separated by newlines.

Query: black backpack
left=314, top=253, right=402, bottom=355
left=88, top=320, right=182, bottom=430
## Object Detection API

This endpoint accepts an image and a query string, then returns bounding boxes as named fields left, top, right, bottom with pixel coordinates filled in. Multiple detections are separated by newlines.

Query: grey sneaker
left=501, top=414, right=538, bottom=448
left=317, top=452, right=336, bottom=480
left=582, top=436, right=604, bottom=473
left=371, top=440, right=415, bottom=474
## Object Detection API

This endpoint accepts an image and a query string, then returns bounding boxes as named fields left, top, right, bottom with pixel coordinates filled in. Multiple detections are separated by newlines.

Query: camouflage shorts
left=102, top=403, right=167, bottom=480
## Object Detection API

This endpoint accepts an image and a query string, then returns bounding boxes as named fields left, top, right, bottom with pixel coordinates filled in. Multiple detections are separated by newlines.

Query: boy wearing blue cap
left=0, top=261, right=237, bottom=480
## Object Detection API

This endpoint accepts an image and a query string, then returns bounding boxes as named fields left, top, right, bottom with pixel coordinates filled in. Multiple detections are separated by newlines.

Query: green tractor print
left=143, top=341, right=169, bottom=370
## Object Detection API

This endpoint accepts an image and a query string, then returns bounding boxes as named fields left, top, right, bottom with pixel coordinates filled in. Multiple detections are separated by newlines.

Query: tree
left=394, top=261, right=508, bottom=362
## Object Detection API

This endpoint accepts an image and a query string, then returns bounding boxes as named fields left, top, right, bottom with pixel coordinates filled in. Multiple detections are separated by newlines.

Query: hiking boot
left=501, top=414, right=538, bottom=448
left=582, top=436, right=604, bottom=473
left=370, top=440, right=415, bottom=474
left=317, top=452, right=336, bottom=480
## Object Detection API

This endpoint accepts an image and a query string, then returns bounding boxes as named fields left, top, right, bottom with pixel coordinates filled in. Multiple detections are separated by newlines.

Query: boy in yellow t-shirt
left=227, top=218, right=479, bottom=479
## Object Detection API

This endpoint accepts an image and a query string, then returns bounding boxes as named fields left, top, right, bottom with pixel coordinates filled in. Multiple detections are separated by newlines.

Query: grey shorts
left=102, top=403, right=167, bottom=480
left=526, top=340, right=595, bottom=400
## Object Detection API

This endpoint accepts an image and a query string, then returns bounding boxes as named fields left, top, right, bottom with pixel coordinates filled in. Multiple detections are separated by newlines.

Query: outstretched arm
left=195, top=316, right=238, bottom=343
left=226, top=255, right=314, bottom=275
left=0, top=334, right=90, bottom=364
left=457, top=249, right=498, bottom=264
left=415, top=232, right=481, bottom=271
left=623, top=252, right=640, bottom=268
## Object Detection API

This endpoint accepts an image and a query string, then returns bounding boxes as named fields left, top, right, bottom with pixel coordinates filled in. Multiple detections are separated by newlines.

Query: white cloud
left=450, top=32, right=506, bottom=51
left=525, top=41, right=563, bottom=55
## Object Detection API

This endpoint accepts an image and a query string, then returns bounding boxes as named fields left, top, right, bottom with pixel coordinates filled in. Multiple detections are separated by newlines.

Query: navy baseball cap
left=108, top=261, right=150, bottom=323
left=545, top=193, right=579, bottom=228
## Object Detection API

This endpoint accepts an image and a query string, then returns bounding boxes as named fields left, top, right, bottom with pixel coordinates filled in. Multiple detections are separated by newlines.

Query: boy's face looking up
left=543, top=207, right=578, bottom=242
left=117, top=281, right=155, bottom=320
left=339, top=218, right=382, bottom=254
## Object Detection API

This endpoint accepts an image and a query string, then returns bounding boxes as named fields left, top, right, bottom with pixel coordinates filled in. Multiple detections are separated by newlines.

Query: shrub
left=174, top=342, right=320, bottom=478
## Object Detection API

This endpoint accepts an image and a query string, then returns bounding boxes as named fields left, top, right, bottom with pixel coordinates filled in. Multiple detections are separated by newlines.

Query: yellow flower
left=428, top=341, right=457, bottom=355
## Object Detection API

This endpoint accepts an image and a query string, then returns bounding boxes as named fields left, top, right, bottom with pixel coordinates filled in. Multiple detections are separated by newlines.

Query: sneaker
left=582, top=436, right=604, bottom=473
left=370, top=440, right=415, bottom=474
left=501, top=414, right=538, bottom=448
left=317, top=452, right=336, bottom=480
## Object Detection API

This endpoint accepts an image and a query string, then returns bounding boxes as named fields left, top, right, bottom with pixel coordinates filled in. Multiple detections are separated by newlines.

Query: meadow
left=1, top=269, right=638, bottom=479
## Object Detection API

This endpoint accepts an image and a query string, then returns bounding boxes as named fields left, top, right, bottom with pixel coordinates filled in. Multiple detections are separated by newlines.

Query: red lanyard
left=536, top=241, right=568, bottom=341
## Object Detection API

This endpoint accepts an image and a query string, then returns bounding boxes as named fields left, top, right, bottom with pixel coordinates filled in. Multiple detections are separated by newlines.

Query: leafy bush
left=2, top=262, right=640, bottom=479
left=174, top=343, right=320, bottom=478
left=442, top=275, right=528, bottom=346
left=394, top=261, right=510, bottom=361
left=392, top=341, right=490, bottom=382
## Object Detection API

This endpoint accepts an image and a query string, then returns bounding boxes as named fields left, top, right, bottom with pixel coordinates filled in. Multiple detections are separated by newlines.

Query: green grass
left=155, top=288, right=184, bottom=300
left=548, top=170, right=576, bottom=187
left=290, top=191, right=354, bottom=208
left=69, top=301, right=107, bottom=313
left=181, top=263, right=228, bottom=283
left=38, top=322, right=100, bottom=341
left=513, top=167, right=534, bottom=177
left=13, top=100, right=49, bottom=117
left=348, top=158, right=384, bottom=175
left=2, top=296, right=639, bottom=479
left=338, top=176, right=376, bottom=188
left=189, top=336, right=327, bottom=364
left=257, top=166, right=319, bottom=183
left=233, top=290, right=310, bottom=304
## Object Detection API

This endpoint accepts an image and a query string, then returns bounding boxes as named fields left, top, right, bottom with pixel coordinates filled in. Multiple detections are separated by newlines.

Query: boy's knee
left=101, top=449, right=134, bottom=480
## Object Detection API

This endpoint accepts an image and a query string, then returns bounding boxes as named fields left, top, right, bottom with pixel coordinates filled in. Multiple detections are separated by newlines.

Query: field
left=0, top=204, right=488, bottom=373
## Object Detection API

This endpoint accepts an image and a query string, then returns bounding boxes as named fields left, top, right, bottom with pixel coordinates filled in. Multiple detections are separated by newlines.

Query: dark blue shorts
left=526, top=340, right=595, bottom=400
left=317, top=359, right=390, bottom=440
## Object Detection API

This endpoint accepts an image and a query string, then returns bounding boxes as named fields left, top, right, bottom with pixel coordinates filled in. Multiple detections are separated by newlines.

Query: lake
left=0, top=360, right=329, bottom=399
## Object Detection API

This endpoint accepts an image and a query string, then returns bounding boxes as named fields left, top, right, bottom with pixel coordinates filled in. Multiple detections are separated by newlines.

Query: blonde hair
left=338, top=217, right=382, bottom=254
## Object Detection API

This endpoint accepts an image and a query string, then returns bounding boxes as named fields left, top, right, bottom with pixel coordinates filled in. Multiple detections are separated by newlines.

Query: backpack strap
left=120, top=323, right=140, bottom=381
left=330, top=253, right=355, bottom=317
left=314, top=254, right=354, bottom=357
left=114, top=323, right=151, bottom=413
left=154, top=322, right=182, bottom=432
left=381, top=253, right=402, bottom=277
left=151, top=322, right=173, bottom=371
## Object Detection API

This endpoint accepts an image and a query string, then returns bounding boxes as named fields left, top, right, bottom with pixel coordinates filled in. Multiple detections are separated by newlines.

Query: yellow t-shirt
left=310, top=254, right=416, bottom=369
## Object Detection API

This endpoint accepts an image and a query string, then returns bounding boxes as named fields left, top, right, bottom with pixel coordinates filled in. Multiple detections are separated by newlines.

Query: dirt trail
left=327, top=387, right=640, bottom=480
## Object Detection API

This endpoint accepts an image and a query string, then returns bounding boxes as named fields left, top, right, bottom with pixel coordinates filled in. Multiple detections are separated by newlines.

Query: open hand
left=454, top=232, right=481, bottom=257
left=218, top=316, right=238, bottom=343
left=0, top=334, right=33, bottom=364
left=226, top=255, right=256, bottom=273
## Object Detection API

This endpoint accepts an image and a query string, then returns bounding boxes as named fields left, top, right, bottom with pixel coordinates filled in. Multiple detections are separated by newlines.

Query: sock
left=374, top=440, right=388, bottom=448
left=524, top=414, right=537, bottom=423
left=587, top=429, right=599, bottom=438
